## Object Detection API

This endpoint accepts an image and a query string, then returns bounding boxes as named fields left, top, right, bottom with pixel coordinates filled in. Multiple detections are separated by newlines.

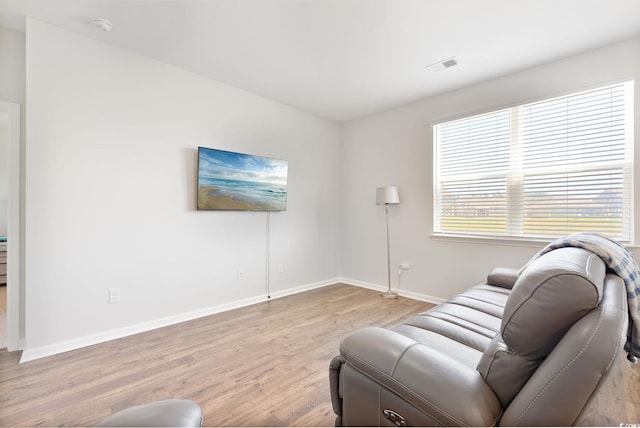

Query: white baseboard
left=267, top=277, right=339, bottom=300
left=20, top=278, right=340, bottom=363
left=338, top=277, right=446, bottom=305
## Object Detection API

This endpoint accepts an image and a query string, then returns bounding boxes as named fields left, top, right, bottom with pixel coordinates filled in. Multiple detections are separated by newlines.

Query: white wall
left=24, top=19, right=341, bottom=358
left=341, top=37, right=640, bottom=301
left=0, top=26, right=26, bottom=106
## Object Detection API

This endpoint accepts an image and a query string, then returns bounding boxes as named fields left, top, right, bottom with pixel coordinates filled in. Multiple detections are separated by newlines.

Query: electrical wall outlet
left=108, top=288, right=121, bottom=304
left=400, top=262, right=411, bottom=272
left=238, top=269, right=245, bottom=280
left=278, top=263, right=284, bottom=273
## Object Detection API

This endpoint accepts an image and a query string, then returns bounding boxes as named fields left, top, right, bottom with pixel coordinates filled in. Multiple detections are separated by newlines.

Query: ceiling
left=1, top=0, right=640, bottom=122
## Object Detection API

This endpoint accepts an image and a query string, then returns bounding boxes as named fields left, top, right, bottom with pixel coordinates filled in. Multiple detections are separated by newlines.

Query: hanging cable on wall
left=266, top=211, right=271, bottom=299
left=396, top=262, right=411, bottom=296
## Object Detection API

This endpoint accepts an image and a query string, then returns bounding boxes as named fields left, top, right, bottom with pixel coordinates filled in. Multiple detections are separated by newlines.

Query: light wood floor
left=0, top=284, right=433, bottom=426
left=0, top=283, right=638, bottom=427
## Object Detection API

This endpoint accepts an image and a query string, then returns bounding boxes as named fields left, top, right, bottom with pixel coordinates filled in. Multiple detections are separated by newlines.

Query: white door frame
left=0, top=101, right=22, bottom=351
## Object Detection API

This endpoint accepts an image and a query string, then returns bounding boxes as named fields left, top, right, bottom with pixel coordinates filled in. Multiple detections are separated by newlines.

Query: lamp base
left=380, top=291, right=398, bottom=299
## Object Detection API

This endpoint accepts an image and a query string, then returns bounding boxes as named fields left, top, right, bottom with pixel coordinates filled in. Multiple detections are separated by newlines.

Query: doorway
left=0, top=101, right=21, bottom=351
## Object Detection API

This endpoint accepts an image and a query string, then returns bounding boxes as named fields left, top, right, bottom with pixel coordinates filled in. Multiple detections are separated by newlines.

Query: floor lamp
left=376, top=186, right=400, bottom=299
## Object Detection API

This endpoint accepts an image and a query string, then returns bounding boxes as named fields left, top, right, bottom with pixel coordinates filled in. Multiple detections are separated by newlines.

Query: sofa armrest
left=487, top=267, right=520, bottom=289
left=329, top=355, right=344, bottom=425
left=339, top=327, right=502, bottom=426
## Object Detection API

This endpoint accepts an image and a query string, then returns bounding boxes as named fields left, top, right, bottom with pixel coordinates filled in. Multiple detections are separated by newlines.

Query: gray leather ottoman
left=97, top=399, right=202, bottom=427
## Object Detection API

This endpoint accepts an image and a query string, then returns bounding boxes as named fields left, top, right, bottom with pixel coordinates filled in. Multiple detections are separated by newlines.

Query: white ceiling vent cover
left=441, top=58, right=458, bottom=68
left=426, top=57, right=458, bottom=72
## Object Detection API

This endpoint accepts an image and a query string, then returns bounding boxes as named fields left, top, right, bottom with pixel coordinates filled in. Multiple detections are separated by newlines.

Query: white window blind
left=433, top=81, right=634, bottom=242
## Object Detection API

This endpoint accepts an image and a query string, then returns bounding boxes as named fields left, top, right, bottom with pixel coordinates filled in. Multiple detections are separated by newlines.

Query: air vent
left=441, top=58, right=458, bottom=68
left=426, top=56, right=458, bottom=72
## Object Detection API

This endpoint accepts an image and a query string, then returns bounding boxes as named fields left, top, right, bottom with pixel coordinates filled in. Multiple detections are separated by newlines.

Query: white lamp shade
left=376, top=186, right=400, bottom=205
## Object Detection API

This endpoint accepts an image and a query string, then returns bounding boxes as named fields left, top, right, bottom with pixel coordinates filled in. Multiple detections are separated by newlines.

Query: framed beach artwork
left=197, top=146, right=288, bottom=211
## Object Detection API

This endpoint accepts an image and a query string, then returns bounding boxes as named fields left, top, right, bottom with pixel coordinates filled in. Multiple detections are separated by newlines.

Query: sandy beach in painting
left=198, top=186, right=262, bottom=210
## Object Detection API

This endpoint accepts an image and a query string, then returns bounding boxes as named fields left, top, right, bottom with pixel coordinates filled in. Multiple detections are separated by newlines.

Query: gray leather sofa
left=329, top=247, right=628, bottom=426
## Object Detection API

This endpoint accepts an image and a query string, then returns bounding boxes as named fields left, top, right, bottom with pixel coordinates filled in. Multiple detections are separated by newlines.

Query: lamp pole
left=381, top=203, right=397, bottom=299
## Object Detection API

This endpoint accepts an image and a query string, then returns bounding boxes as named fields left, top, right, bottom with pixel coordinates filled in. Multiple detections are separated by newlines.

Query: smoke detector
left=426, top=57, right=458, bottom=72
left=91, top=18, right=112, bottom=32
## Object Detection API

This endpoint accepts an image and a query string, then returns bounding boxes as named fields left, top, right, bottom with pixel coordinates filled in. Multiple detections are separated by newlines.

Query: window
left=433, top=81, right=634, bottom=242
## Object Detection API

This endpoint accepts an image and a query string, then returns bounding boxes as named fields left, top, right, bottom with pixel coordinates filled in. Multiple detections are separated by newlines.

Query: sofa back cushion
left=477, top=247, right=605, bottom=406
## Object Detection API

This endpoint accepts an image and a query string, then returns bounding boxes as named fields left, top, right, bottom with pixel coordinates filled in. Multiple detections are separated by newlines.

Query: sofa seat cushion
left=390, top=283, right=510, bottom=369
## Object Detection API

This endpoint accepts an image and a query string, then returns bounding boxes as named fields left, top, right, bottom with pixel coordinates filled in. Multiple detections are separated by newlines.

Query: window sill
left=430, top=233, right=638, bottom=251
left=430, top=233, right=550, bottom=248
